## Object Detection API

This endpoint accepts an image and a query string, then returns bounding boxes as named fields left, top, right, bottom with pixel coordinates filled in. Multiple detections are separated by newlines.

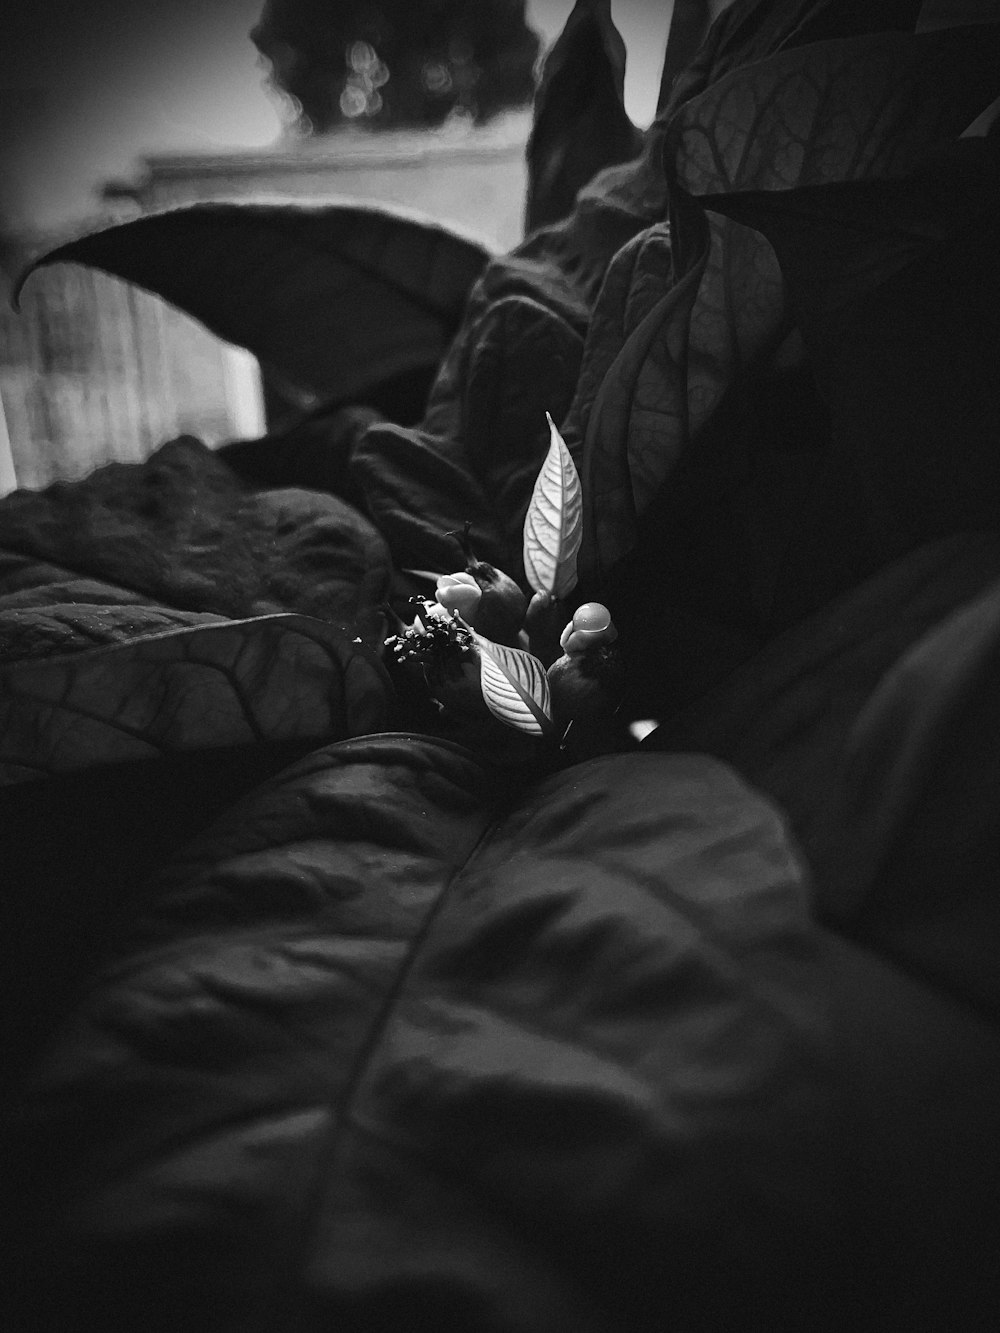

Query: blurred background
left=0, top=1, right=677, bottom=494
left=0, top=1, right=988, bottom=495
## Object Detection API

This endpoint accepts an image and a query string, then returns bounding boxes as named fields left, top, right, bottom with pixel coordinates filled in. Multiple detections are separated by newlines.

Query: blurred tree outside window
left=252, top=0, right=541, bottom=133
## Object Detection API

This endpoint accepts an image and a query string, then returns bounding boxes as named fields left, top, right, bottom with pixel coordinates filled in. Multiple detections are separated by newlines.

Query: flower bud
left=436, top=571, right=484, bottom=621
left=559, top=602, right=618, bottom=656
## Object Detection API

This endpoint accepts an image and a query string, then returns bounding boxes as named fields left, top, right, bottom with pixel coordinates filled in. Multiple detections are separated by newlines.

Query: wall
left=0, top=257, right=264, bottom=492
left=136, top=112, right=530, bottom=252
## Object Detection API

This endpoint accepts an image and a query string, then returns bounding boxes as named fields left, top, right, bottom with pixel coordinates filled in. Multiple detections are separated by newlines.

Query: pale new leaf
left=523, top=413, right=583, bottom=600
left=473, top=632, right=553, bottom=736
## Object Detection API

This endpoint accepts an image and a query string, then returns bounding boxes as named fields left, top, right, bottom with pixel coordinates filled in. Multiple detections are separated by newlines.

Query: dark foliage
left=4, top=5, right=1000, bottom=1329
left=525, top=0, right=643, bottom=231
left=16, top=203, right=493, bottom=413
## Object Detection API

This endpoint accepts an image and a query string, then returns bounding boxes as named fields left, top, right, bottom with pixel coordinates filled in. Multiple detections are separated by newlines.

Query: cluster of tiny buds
left=385, top=599, right=472, bottom=667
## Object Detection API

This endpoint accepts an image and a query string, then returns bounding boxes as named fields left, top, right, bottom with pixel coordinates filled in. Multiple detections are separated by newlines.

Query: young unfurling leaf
left=472, top=631, right=554, bottom=737
left=522, top=413, right=583, bottom=601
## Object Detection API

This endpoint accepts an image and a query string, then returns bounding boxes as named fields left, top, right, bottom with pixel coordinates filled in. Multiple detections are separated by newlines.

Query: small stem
left=444, top=520, right=474, bottom=562
left=525, top=591, right=566, bottom=667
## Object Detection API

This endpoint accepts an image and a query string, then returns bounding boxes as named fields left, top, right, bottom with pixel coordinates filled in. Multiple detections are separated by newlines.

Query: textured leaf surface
left=0, top=549, right=226, bottom=663
left=579, top=223, right=715, bottom=580
left=0, top=601, right=225, bottom=664
left=671, top=22, right=1000, bottom=335
left=522, top=413, right=583, bottom=598
left=0, top=614, right=389, bottom=783
left=352, top=273, right=588, bottom=581
left=683, top=33, right=1000, bottom=576
left=463, top=295, right=584, bottom=575
left=473, top=632, right=553, bottom=735
left=578, top=20, right=1000, bottom=584
left=0, top=436, right=391, bottom=645
left=525, top=0, right=642, bottom=231
left=16, top=202, right=494, bottom=408
left=700, top=147, right=999, bottom=331
left=15, top=737, right=957, bottom=1330
left=673, top=26, right=1000, bottom=199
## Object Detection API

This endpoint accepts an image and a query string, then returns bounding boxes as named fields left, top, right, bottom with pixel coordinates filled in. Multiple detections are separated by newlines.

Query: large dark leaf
left=680, top=29, right=1000, bottom=571
left=0, top=599, right=225, bottom=664
left=739, top=191, right=999, bottom=571
left=646, top=532, right=1000, bottom=874
left=525, top=0, right=643, bottom=232
left=658, top=0, right=923, bottom=123
left=677, top=26, right=1000, bottom=341
left=0, top=436, right=392, bottom=643
left=0, top=613, right=389, bottom=783
left=669, top=21, right=1000, bottom=322
left=13, top=731, right=998, bottom=1328
left=0, top=737, right=327, bottom=1089
left=699, top=143, right=1000, bottom=333
left=575, top=186, right=788, bottom=584
left=577, top=221, right=713, bottom=580
left=352, top=263, right=587, bottom=581
left=8, top=737, right=857, bottom=1330
left=353, top=418, right=505, bottom=577
left=0, top=547, right=226, bottom=663
left=822, top=574, right=1000, bottom=1018
left=577, top=22, right=1000, bottom=586
left=673, top=25, right=1000, bottom=200
left=15, top=202, right=494, bottom=409
left=671, top=22, right=1000, bottom=417
left=463, top=294, right=584, bottom=570
left=215, top=403, right=383, bottom=510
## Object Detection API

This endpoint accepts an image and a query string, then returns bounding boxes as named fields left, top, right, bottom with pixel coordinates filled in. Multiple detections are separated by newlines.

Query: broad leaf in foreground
left=522, top=412, right=583, bottom=600
left=15, top=202, right=494, bottom=410
left=472, top=631, right=553, bottom=736
left=0, top=614, right=389, bottom=783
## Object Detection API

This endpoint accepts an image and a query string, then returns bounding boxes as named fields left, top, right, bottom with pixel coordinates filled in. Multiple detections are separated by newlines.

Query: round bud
left=559, top=602, right=618, bottom=655
left=572, top=602, right=613, bottom=633
left=437, top=571, right=480, bottom=591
